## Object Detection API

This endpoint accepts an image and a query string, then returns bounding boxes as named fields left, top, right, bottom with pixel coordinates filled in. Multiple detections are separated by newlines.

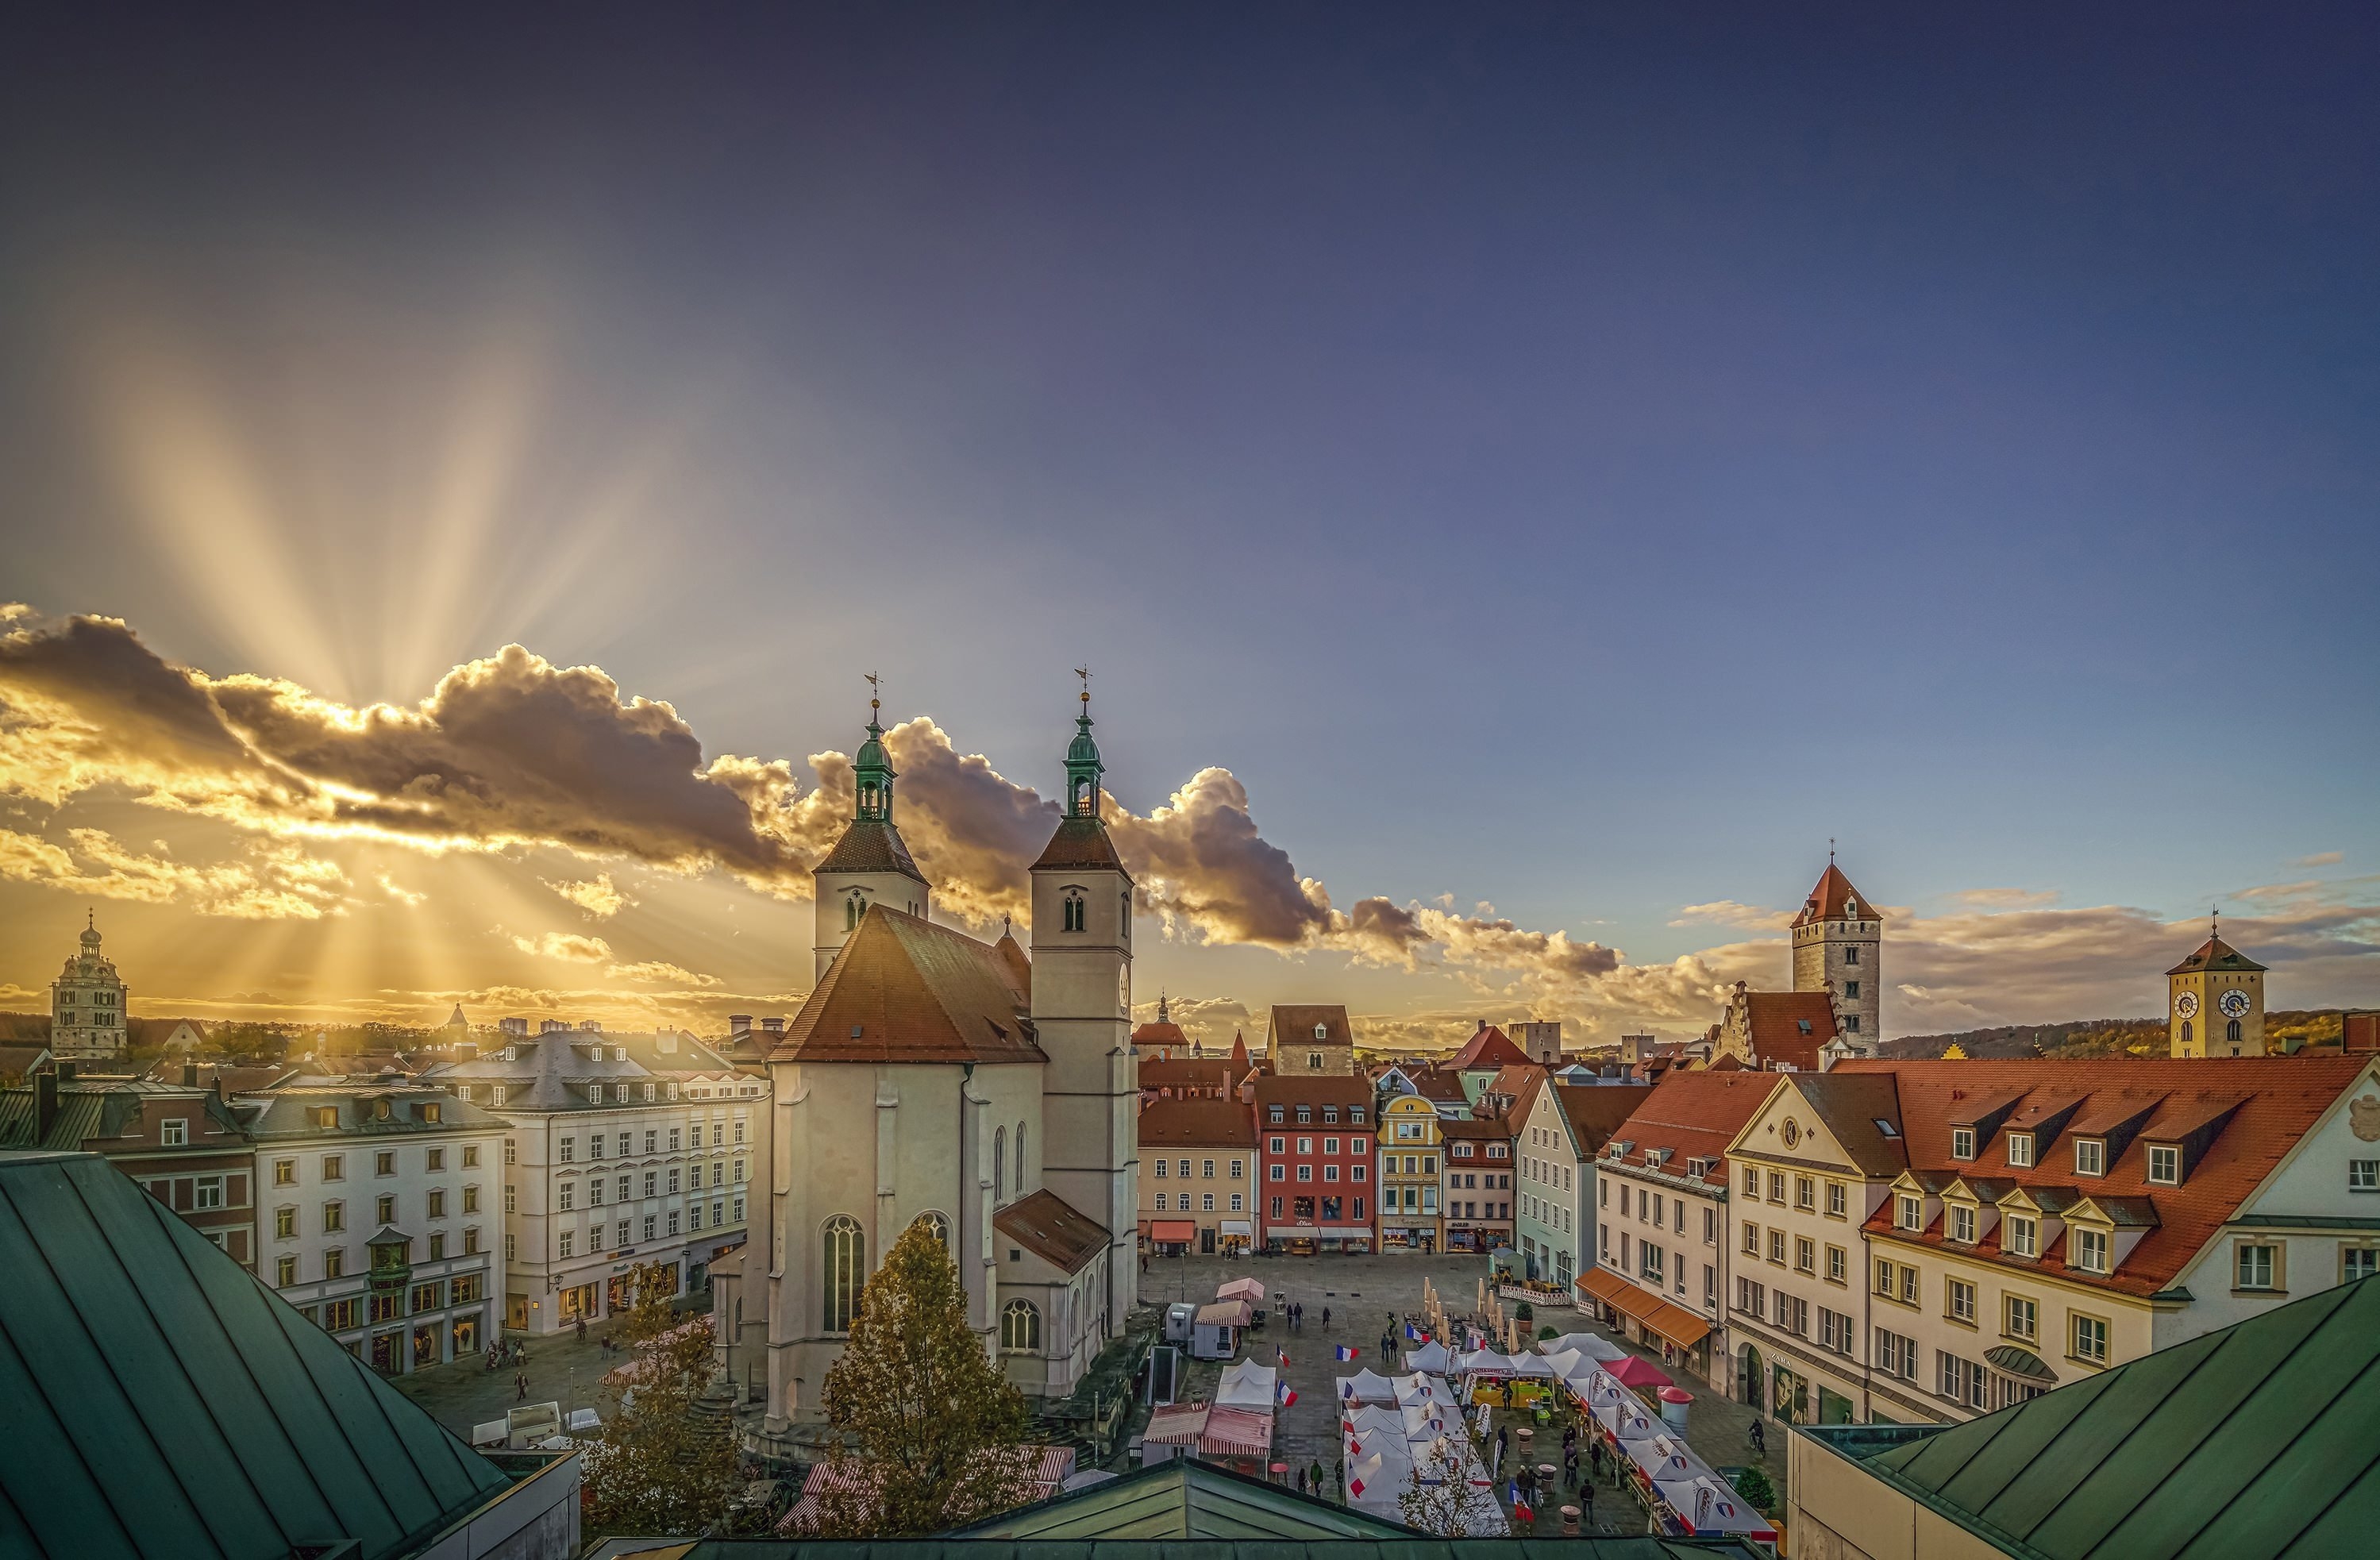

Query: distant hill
left=1885, top=1010, right=2346, bottom=1061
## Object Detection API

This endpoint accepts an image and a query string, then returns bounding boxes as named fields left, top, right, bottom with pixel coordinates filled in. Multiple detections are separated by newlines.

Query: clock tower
left=2167, top=917, right=2267, bottom=1057
left=1791, top=854, right=1883, bottom=1044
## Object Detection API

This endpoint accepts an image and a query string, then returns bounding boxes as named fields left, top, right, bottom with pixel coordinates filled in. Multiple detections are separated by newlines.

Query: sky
left=1, top=6, right=2375, bottom=1048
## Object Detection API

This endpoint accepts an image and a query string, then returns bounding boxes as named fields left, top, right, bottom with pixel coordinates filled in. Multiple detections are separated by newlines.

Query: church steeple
left=1065, top=668, right=1103, bottom=818
left=854, top=677, right=895, bottom=822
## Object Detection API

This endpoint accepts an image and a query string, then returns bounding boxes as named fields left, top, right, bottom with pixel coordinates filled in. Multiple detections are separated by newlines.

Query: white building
left=49, top=915, right=129, bottom=1061
left=422, top=1023, right=767, bottom=1335
left=240, top=1082, right=510, bottom=1373
left=758, top=695, right=1136, bottom=1432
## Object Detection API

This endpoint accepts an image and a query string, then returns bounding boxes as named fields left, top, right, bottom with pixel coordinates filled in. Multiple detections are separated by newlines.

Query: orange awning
left=1150, top=1220, right=1197, bottom=1242
left=1577, top=1267, right=1711, bottom=1350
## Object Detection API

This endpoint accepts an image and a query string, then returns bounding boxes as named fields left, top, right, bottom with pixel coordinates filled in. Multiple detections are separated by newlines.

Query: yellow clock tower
left=2166, top=916, right=2267, bottom=1057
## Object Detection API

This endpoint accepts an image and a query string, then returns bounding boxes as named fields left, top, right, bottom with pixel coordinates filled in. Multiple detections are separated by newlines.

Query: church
left=760, top=691, right=1138, bottom=1431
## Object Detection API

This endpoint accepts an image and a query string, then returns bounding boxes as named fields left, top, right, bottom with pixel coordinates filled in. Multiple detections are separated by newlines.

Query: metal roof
left=0, top=1149, right=512, bottom=1559
left=1806, top=1273, right=2380, bottom=1558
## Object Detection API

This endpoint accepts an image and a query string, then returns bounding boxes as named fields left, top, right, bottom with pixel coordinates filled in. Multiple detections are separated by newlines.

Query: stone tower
left=811, top=699, right=931, bottom=980
left=1791, top=857, right=1882, bottom=1044
left=51, top=913, right=129, bottom=1061
left=2168, top=917, right=2267, bottom=1057
left=1028, top=685, right=1138, bottom=1333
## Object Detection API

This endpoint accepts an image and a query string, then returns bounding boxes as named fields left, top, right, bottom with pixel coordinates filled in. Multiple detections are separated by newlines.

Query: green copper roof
left=0, top=1150, right=513, bottom=1559
left=1805, top=1273, right=2380, bottom=1558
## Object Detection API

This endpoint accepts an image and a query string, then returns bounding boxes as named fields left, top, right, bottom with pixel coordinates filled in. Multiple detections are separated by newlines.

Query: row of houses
left=0, top=1018, right=770, bottom=1374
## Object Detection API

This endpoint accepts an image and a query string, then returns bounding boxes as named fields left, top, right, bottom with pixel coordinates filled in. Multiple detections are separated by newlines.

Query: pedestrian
left=575, top=1316, right=586, bottom=1343
left=1589, top=1439, right=1605, bottom=1481
left=1294, top=1466, right=1305, bottom=1494
left=1308, top=1458, right=1323, bottom=1496
left=1582, top=1477, right=1595, bottom=1521
left=1322, top=1306, right=1331, bottom=1331
left=1750, top=1417, right=1766, bottom=1455
left=515, top=1371, right=528, bottom=1402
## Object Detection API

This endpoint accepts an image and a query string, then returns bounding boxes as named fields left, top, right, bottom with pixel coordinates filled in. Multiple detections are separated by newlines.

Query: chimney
left=35, top=1069, right=60, bottom=1141
left=760, top=1017, right=784, bottom=1034
left=182, top=1061, right=198, bottom=1088
left=730, top=1014, right=753, bottom=1036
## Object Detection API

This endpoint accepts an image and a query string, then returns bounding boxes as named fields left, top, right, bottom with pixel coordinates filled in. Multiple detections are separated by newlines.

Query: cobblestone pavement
left=392, top=1313, right=650, bottom=1439
left=1138, top=1250, right=1784, bottom=1531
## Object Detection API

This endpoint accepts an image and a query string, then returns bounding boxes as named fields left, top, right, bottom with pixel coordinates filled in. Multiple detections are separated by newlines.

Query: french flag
left=1277, top=1379, right=1297, bottom=1408
left=1334, top=1345, right=1358, bottom=1362
left=1348, top=1471, right=1367, bottom=1498
left=1277, top=1346, right=1291, bottom=1368
left=1404, top=1322, right=1419, bottom=1341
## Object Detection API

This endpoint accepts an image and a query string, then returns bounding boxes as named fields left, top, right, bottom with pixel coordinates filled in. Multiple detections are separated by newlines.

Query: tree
left=583, top=1261, right=741, bottom=1536
left=1396, top=1435, right=1493, bottom=1536
left=1731, top=1466, right=1776, bottom=1512
left=811, top=1217, right=1035, bottom=1535
left=1514, top=1300, right=1535, bottom=1323
left=1537, top=1325, right=1558, bottom=1341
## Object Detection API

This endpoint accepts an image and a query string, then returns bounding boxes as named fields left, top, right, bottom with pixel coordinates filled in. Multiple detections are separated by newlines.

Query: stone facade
left=50, top=919, right=129, bottom=1061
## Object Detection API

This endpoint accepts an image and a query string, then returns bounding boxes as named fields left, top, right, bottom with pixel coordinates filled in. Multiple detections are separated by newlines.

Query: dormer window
left=2072, top=1227, right=2110, bottom=1273
left=1951, top=1127, right=1976, bottom=1160
left=2006, top=1132, right=2035, bottom=1168
left=1949, top=1204, right=1977, bottom=1242
left=2075, top=1138, right=2105, bottom=1177
left=1350, top=1106, right=1365, bottom=1124
left=1895, top=1194, right=1922, bottom=1231
left=1313, top=1023, right=1329, bottom=1041
left=2147, top=1145, right=2181, bottom=1185
left=2005, top=1215, right=2038, bottom=1258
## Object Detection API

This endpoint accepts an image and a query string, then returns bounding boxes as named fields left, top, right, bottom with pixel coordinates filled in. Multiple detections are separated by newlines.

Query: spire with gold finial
left=853, top=672, right=895, bottom=822
left=1065, top=665, right=1103, bottom=817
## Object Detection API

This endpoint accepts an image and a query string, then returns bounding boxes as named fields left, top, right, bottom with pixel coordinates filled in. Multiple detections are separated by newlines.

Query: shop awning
left=1219, top=1220, right=1253, bottom=1237
left=1150, top=1220, right=1197, bottom=1242
left=1577, top=1267, right=1712, bottom=1350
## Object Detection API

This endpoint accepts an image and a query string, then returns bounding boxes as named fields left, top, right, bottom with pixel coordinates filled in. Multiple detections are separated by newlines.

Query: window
left=2147, top=1145, right=2181, bottom=1185
left=1827, top=1181, right=1847, bottom=1217
left=1153, top=1192, right=1168, bottom=1211
left=2236, top=1242, right=2279, bottom=1292
left=375, top=1194, right=395, bottom=1224
left=1795, top=1176, right=1814, bottom=1210
left=2075, top=1138, right=2105, bottom=1177
left=1202, top=1159, right=1215, bottom=1178
left=1896, top=1195, right=1922, bottom=1231
left=2072, top=1313, right=2108, bottom=1365
left=2005, top=1215, right=2037, bottom=1258
left=558, top=1230, right=574, bottom=1258
left=323, top=1154, right=345, bottom=1182
left=1902, top=1265, right=1919, bottom=1305
left=2351, top=1161, right=2380, bottom=1192
left=323, top=1298, right=359, bottom=1331
left=323, top=1201, right=345, bottom=1233
left=1795, top=1236, right=1815, bottom=1273
left=641, top=1215, right=656, bottom=1241
left=822, top=1215, right=865, bottom=1332
left=465, top=1227, right=481, bottom=1254
left=375, top=1150, right=395, bottom=1177
left=1001, top=1298, right=1042, bottom=1353
left=1876, top=1327, right=1917, bottom=1378
left=1703, top=1206, right=1716, bottom=1243
left=1950, top=1204, right=1976, bottom=1244
left=1062, top=894, right=1084, bottom=932
left=275, top=1207, right=297, bottom=1239
left=160, top=1119, right=187, bottom=1146
left=1874, top=1258, right=1896, bottom=1296
left=1152, top=1157, right=1166, bottom=1178
left=1948, top=1278, right=1976, bottom=1323
left=2345, top=1246, right=2378, bottom=1283
left=2073, top=1228, right=2110, bottom=1273
left=1951, top=1127, right=1974, bottom=1160
left=1844, top=945, right=1860, bottom=965
left=428, top=1232, right=445, bottom=1260
left=275, top=1255, right=297, bottom=1287
left=463, top=1145, right=479, bottom=1168
left=1229, top=1158, right=1244, bottom=1178
left=2007, top=1132, right=2035, bottom=1168
left=1826, top=1244, right=1847, bottom=1282
left=1820, top=1306, right=1852, bottom=1353
left=1743, top=1221, right=1759, bottom=1255
left=644, top=1131, right=657, bottom=1154
left=669, top=1128, right=682, bottom=1152
left=1767, top=1228, right=1785, bottom=1264
left=558, top=1181, right=574, bottom=1211
left=274, top=1158, right=296, bottom=1186
left=1736, top=1277, right=1766, bottom=1316
left=1845, top=980, right=1861, bottom=999
left=323, top=1248, right=345, bottom=1280
left=1743, top=1165, right=1759, bottom=1196
left=1768, top=1173, right=1785, bottom=1204
left=506, top=1184, right=518, bottom=1213
left=1939, top=1352, right=1988, bottom=1410
left=2006, top=1295, right=2038, bottom=1341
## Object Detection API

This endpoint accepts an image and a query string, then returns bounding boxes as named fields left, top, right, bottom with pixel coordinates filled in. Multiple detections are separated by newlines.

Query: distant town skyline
left=2, top=9, right=2374, bottom=1038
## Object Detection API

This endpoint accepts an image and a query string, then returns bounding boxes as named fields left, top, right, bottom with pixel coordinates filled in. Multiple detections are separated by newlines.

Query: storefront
left=1577, top=1266, right=1714, bottom=1385
left=1219, top=1219, right=1253, bottom=1255
left=558, top=1281, right=601, bottom=1322
left=1148, top=1219, right=1197, bottom=1256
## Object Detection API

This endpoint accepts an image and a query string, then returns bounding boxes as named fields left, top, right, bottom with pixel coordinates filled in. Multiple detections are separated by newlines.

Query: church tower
left=811, top=696, right=930, bottom=980
left=1029, top=680, right=1138, bottom=1333
left=2168, top=916, right=2266, bottom=1057
left=51, top=913, right=129, bottom=1061
left=1791, top=854, right=1882, bottom=1044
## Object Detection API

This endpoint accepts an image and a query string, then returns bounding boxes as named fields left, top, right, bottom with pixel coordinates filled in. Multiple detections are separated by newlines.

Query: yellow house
left=1378, top=1093, right=1443, bottom=1253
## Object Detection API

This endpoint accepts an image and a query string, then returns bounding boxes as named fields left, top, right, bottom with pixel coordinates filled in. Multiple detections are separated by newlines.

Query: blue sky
left=1, top=6, right=2374, bottom=1041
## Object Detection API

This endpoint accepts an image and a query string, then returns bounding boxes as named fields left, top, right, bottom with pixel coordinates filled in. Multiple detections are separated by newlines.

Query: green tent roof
left=0, top=1150, right=513, bottom=1559
left=1807, top=1273, right=2380, bottom=1558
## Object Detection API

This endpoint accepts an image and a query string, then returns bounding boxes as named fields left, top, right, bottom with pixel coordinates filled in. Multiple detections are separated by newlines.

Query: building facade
left=243, top=1082, right=507, bottom=1372
left=1791, top=860, right=1882, bottom=1044
left=1515, top=1081, right=1648, bottom=1288
left=423, top=1025, right=764, bottom=1335
left=1438, top=1115, right=1515, bottom=1254
left=1377, top=1092, right=1442, bottom=1252
left=49, top=917, right=129, bottom=1061
left=1254, top=1073, right=1375, bottom=1252
left=1265, top=1005, right=1357, bottom=1077
left=2, top=1069, right=259, bottom=1263
left=1138, top=1097, right=1257, bottom=1256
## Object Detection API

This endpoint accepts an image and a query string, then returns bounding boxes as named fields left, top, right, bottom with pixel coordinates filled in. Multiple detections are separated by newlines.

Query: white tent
left=1216, top=1277, right=1266, bottom=1303
left=1338, top=1368, right=1399, bottom=1404
left=1454, top=1348, right=1514, bottom=1375
left=1342, top=1404, right=1407, bottom=1439
left=1400, top=1401, right=1452, bottom=1439
left=1344, top=1431, right=1416, bottom=1470
left=1395, top=1373, right=1449, bottom=1407
left=1344, top=1449, right=1408, bottom=1504
left=1215, top=1359, right=1277, bottom=1411
left=1404, top=1339, right=1453, bottom=1374
left=1542, top=1331, right=1627, bottom=1362
left=1505, top=1353, right=1557, bottom=1377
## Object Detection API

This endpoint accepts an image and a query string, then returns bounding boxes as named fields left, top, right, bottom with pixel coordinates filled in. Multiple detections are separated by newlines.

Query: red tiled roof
left=1030, top=815, right=1130, bottom=878
left=1599, top=1071, right=1780, bottom=1186
left=1740, top=991, right=1839, bottom=1072
left=1131, top=1020, right=1191, bottom=1050
left=2166, top=934, right=2267, bottom=976
left=814, top=818, right=928, bottom=884
left=1437, top=1114, right=1509, bottom=1141
left=1409, top=1068, right=1469, bottom=1104
left=992, top=932, right=1032, bottom=1002
left=1553, top=1084, right=1652, bottom=1155
left=1268, top=1005, right=1354, bottom=1051
left=1138, top=1097, right=1256, bottom=1147
left=993, top=1188, right=1110, bottom=1275
left=1791, top=862, right=1876, bottom=928
left=1479, top=1061, right=1550, bottom=1128
left=1450, top=1024, right=1528, bottom=1072
left=1835, top=1056, right=2374, bottom=1297
left=772, top=907, right=1042, bottom=1065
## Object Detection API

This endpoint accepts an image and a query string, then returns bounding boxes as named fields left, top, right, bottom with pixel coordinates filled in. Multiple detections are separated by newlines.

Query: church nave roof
left=776, top=905, right=1043, bottom=1065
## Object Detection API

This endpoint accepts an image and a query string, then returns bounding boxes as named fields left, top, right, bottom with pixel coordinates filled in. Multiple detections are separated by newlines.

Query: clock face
left=2218, top=988, right=2251, bottom=1019
left=2174, top=991, right=2199, bottom=1019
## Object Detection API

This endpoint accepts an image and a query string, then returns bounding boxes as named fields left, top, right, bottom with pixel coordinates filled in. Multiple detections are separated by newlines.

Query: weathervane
left=1074, top=664, right=1092, bottom=713
left=1828, top=838, right=1836, bottom=867
left=864, top=670, right=881, bottom=719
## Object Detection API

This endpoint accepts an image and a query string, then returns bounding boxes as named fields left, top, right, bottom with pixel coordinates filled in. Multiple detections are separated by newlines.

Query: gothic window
left=2182, top=1020, right=2193, bottom=1047
left=913, top=1211, right=950, bottom=1252
left=845, top=893, right=863, bottom=931
left=2227, top=1019, right=2243, bottom=1044
left=994, top=1127, right=1007, bottom=1203
left=822, top=1215, right=865, bottom=1333
left=1015, top=1123, right=1026, bottom=1193
left=1001, top=1298, right=1042, bottom=1353
left=1063, top=893, right=1085, bottom=933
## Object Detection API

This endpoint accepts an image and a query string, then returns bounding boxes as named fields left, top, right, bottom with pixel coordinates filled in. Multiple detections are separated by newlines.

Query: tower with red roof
left=1791, top=852, right=1882, bottom=1044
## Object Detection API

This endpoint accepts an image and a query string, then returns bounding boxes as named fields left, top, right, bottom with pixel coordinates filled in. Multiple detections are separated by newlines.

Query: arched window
left=1122, top=894, right=1132, bottom=941
left=993, top=1127, right=1007, bottom=1204
left=845, top=894, right=862, bottom=931
left=2182, top=1020, right=2193, bottom=1047
left=1071, top=776, right=1094, bottom=815
left=913, top=1211, right=950, bottom=1253
left=1001, top=1298, right=1042, bottom=1353
left=2226, top=1019, right=2243, bottom=1045
left=1063, top=893, right=1085, bottom=933
left=822, top=1215, right=865, bottom=1334
left=1015, top=1123, right=1026, bottom=1194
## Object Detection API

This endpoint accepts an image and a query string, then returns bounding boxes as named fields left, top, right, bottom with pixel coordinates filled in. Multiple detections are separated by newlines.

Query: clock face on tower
left=2174, top=992, right=2199, bottom=1019
left=2218, top=988, right=2251, bottom=1019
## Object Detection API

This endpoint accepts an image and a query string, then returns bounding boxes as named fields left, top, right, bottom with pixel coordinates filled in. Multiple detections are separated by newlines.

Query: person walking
left=575, top=1316, right=587, bottom=1344
left=1581, top=1475, right=1595, bottom=1526
left=514, top=1370, right=528, bottom=1402
left=1308, top=1458, right=1323, bottom=1497
left=1322, top=1306, right=1331, bottom=1331
left=1749, top=1417, right=1766, bottom=1456
left=1294, top=1466, right=1305, bottom=1494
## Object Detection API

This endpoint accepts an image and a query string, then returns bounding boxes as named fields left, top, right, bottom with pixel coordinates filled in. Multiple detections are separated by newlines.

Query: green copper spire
left=854, top=679, right=894, bottom=822
left=1065, top=668, right=1103, bottom=817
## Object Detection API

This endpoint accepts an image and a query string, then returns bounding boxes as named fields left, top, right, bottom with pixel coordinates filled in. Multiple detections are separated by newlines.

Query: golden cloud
left=548, top=872, right=633, bottom=917
left=510, top=930, right=614, bottom=964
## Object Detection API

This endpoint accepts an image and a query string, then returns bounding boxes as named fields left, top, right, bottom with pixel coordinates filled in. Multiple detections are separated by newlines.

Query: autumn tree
left=811, top=1216, right=1035, bottom=1535
left=1396, top=1436, right=1496, bottom=1536
left=583, top=1261, right=741, bottom=1536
